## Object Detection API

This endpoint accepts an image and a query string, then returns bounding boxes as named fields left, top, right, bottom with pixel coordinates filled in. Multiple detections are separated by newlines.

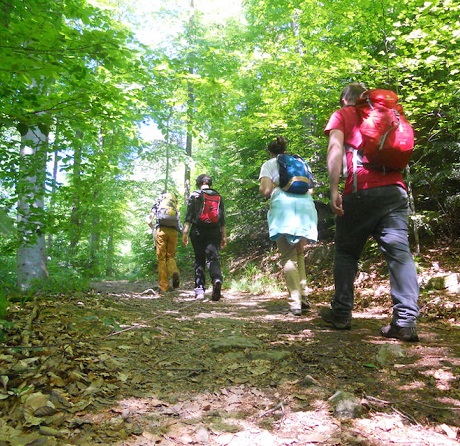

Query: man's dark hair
left=267, top=135, right=287, bottom=155
left=196, top=174, right=212, bottom=188
left=340, top=82, right=366, bottom=106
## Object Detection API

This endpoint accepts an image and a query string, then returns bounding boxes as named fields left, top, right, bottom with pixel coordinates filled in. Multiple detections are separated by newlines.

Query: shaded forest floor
left=1, top=242, right=460, bottom=445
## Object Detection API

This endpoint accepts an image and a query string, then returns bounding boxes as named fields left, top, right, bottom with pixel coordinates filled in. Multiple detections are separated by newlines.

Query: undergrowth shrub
left=227, top=261, right=282, bottom=295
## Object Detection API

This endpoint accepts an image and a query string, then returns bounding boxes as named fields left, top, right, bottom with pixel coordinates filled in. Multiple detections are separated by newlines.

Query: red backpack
left=355, top=89, right=414, bottom=170
left=198, top=190, right=221, bottom=225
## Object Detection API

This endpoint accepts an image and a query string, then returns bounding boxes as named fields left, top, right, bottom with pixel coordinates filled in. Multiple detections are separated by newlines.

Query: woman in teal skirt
left=259, top=136, right=318, bottom=316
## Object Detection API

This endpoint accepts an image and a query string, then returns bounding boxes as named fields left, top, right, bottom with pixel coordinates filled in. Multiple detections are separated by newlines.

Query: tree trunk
left=184, top=0, right=195, bottom=200
left=406, top=170, right=420, bottom=256
left=16, top=124, right=49, bottom=290
left=89, top=206, right=101, bottom=274
left=106, top=225, right=115, bottom=277
left=47, top=123, right=61, bottom=252
left=165, top=121, right=171, bottom=192
left=69, top=131, right=83, bottom=253
left=184, top=74, right=194, bottom=200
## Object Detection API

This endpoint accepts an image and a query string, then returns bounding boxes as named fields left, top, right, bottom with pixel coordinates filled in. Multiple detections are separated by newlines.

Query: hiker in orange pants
left=155, top=226, right=180, bottom=292
left=147, top=191, right=181, bottom=292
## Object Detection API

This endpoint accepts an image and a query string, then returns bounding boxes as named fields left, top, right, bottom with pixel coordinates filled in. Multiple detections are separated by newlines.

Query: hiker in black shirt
left=183, top=174, right=227, bottom=301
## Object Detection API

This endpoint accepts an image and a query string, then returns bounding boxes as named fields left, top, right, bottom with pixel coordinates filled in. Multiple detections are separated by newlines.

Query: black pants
left=190, top=224, right=223, bottom=293
left=333, top=185, right=419, bottom=326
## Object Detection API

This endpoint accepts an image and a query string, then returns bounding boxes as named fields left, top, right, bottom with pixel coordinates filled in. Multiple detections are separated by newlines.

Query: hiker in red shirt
left=321, top=82, right=420, bottom=342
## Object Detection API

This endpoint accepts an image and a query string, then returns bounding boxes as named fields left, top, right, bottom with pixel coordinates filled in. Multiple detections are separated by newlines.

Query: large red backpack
left=355, top=89, right=414, bottom=170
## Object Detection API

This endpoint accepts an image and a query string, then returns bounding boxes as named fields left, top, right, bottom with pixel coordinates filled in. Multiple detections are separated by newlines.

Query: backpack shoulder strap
left=344, top=144, right=363, bottom=193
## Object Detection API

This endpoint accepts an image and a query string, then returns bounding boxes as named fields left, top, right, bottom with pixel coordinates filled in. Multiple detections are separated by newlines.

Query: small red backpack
left=198, top=190, right=221, bottom=225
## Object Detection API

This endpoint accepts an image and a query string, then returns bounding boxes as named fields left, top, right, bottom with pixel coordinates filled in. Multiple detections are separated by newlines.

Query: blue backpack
left=277, top=154, right=314, bottom=194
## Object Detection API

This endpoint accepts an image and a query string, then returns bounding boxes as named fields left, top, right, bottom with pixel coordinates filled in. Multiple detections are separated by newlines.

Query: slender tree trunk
left=184, top=72, right=194, bottom=200
left=165, top=120, right=170, bottom=193
left=16, top=124, right=49, bottom=290
left=69, top=131, right=83, bottom=253
left=106, top=226, right=114, bottom=277
left=88, top=131, right=104, bottom=275
left=47, top=123, right=61, bottom=252
left=89, top=214, right=100, bottom=273
left=184, top=0, right=195, bottom=200
left=406, top=171, right=420, bottom=256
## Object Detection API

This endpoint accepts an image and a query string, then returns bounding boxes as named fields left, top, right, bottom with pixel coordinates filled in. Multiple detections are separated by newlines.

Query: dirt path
left=1, top=280, right=459, bottom=445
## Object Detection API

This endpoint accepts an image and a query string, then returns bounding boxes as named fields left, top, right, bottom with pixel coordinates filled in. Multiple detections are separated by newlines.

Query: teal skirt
left=268, top=188, right=318, bottom=244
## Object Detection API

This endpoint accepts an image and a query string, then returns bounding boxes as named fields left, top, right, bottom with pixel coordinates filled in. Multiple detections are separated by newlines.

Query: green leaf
left=363, top=363, right=378, bottom=369
left=0, top=209, right=15, bottom=236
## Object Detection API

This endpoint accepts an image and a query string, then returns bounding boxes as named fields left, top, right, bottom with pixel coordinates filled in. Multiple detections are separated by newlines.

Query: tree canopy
left=0, top=0, right=459, bottom=289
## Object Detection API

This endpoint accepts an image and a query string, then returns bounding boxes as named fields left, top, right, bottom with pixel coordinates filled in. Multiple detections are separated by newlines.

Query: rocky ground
left=1, top=264, right=459, bottom=445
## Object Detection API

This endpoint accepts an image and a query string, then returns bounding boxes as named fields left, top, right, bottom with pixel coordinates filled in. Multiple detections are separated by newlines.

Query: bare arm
left=182, top=222, right=191, bottom=246
left=220, top=225, right=227, bottom=249
left=259, top=176, right=274, bottom=199
left=146, top=211, right=154, bottom=229
left=327, top=129, right=345, bottom=216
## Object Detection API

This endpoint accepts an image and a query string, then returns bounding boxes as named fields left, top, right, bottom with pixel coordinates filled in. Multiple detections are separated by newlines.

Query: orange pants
left=155, top=226, right=179, bottom=291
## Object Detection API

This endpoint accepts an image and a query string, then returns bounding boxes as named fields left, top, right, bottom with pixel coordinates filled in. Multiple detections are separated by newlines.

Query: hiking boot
left=211, top=280, right=222, bottom=301
left=301, top=299, right=311, bottom=312
left=172, top=272, right=180, bottom=288
left=195, top=292, right=205, bottom=300
left=319, top=307, right=351, bottom=330
left=381, top=324, right=419, bottom=342
left=291, top=308, right=302, bottom=316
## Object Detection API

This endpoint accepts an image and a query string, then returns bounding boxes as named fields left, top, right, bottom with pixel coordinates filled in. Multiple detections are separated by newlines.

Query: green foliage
left=102, top=316, right=122, bottom=332
left=25, top=268, right=90, bottom=296
left=392, top=0, right=460, bottom=141
left=228, top=262, right=282, bottom=295
left=1, top=0, right=459, bottom=285
left=0, top=0, right=159, bottom=288
left=409, top=140, right=460, bottom=239
left=0, top=291, right=8, bottom=321
left=0, top=209, right=15, bottom=236
left=0, top=256, right=17, bottom=295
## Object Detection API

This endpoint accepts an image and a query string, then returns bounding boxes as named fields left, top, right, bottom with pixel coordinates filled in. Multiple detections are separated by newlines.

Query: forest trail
left=1, top=279, right=459, bottom=446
